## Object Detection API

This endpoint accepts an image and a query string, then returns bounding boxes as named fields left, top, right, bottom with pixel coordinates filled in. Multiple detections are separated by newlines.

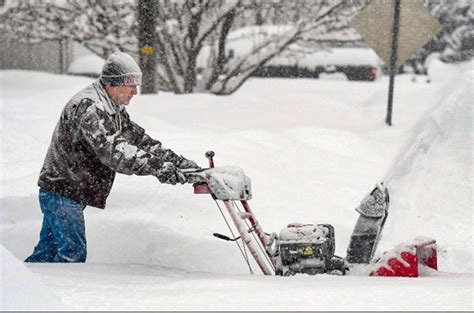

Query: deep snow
left=0, top=59, right=472, bottom=310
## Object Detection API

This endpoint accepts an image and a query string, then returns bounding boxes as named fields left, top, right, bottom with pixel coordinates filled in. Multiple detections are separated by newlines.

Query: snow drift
left=379, top=65, right=473, bottom=272
left=0, top=245, right=67, bottom=310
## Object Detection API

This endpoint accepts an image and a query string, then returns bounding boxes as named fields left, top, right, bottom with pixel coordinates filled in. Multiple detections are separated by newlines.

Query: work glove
left=155, top=162, right=187, bottom=185
left=177, top=157, right=200, bottom=170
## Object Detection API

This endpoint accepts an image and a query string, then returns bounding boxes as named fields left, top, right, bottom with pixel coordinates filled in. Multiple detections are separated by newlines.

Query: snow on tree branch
left=0, top=0, right=368, bottom=95
left=0, top=0, right=136, bottom=58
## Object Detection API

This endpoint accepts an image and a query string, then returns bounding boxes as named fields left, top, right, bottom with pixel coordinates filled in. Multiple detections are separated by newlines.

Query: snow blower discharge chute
left=184, top=151, right=438, bottom=277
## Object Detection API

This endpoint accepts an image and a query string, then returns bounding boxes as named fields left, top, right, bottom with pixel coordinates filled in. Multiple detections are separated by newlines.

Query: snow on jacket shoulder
left=38, top=80, right=184, bottom=209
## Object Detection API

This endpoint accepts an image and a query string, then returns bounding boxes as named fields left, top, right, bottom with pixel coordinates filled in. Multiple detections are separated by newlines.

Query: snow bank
left=0, top=246, right=67, bottom=310
left=380, top=62, right=473, bottom=272
left=426, top=57, right=462, bottom=83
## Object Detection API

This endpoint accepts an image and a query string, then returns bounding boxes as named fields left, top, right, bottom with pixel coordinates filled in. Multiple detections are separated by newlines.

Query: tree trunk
left=205, top=9, right=236, bottom=90
left=183, top=10, right=202, bottom=94
left=254, top=0, right=264, bottom=25
left=138, top=0, right=158, bottom=94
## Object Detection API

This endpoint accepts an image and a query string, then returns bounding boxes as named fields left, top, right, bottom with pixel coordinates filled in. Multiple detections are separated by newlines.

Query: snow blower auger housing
left=185, top=151, right=347, bottom=276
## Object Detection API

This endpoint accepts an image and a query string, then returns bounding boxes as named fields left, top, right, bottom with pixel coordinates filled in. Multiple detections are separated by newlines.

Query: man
left=25, top=52, right=198, bottom=263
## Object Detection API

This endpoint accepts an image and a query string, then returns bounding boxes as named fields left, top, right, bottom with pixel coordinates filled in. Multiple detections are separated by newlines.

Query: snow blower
left=185, top=151, right=437, bottom=277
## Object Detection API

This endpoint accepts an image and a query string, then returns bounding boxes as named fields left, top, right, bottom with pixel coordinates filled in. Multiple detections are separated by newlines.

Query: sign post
left=352, top=0, right=443, bottom=126
left=386, top=0, right=401, bottom=126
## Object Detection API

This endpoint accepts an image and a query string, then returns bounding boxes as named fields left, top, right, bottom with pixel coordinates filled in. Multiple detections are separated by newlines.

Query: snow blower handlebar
left=205, top=150, right=215, bottom=168
left=181, top=150, right=215, bottom=184
left=180, top=168, right=209, bottom=184
left=187, top=150, right=274, bottom=275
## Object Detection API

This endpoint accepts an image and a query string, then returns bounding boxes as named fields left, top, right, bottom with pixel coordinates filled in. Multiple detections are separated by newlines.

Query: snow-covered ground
left=0, top=60, right=472, bottom=310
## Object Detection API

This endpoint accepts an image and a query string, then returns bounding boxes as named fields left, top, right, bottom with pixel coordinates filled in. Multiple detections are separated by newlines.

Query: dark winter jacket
left=38, top=80, right=187, bottom=209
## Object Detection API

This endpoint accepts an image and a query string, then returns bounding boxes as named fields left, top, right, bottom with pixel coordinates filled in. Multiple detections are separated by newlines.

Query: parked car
left=252, top=47, right=383, bottom=81
left=197, top=26, right=382, bottom=82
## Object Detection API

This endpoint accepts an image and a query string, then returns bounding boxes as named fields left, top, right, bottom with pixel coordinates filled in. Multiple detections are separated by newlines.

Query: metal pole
left=386, top=0, right=401, bottom=126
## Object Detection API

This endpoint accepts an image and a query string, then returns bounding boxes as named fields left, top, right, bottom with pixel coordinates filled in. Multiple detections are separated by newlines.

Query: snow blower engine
left=269, top=223, right=347, bottom=276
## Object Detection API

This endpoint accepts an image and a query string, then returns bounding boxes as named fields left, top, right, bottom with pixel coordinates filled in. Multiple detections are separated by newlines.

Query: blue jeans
left=25, top=188, right=87, bottom=263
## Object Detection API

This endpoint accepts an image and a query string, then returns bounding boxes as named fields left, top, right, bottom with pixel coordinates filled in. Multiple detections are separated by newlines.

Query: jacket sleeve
left=125, top=117, right=188, bottom=167
left=78, top=103, right=164, bottom=176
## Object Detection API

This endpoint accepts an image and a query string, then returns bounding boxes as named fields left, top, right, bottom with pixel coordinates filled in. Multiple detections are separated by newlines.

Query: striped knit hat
left=100, top=52, right=142, bottom=86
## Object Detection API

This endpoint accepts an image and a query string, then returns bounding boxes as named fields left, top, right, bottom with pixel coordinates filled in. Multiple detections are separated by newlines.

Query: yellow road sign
left=353, top=0, right=443, bottom=66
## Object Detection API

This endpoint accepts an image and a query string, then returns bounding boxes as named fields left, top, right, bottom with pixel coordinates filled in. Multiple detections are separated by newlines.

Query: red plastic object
left=193, top=184, right=212, bottom=194
left=417, top=243, right=437, bottom=270
left=369, top=237, right=437, bottom=277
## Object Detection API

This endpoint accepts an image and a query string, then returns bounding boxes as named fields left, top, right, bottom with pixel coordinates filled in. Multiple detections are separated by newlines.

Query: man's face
left=106, top=85, right=138, bottom=106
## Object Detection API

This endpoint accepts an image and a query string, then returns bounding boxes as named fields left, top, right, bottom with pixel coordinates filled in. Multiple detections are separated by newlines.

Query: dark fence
left=0, top=34, right=69, bottom=74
